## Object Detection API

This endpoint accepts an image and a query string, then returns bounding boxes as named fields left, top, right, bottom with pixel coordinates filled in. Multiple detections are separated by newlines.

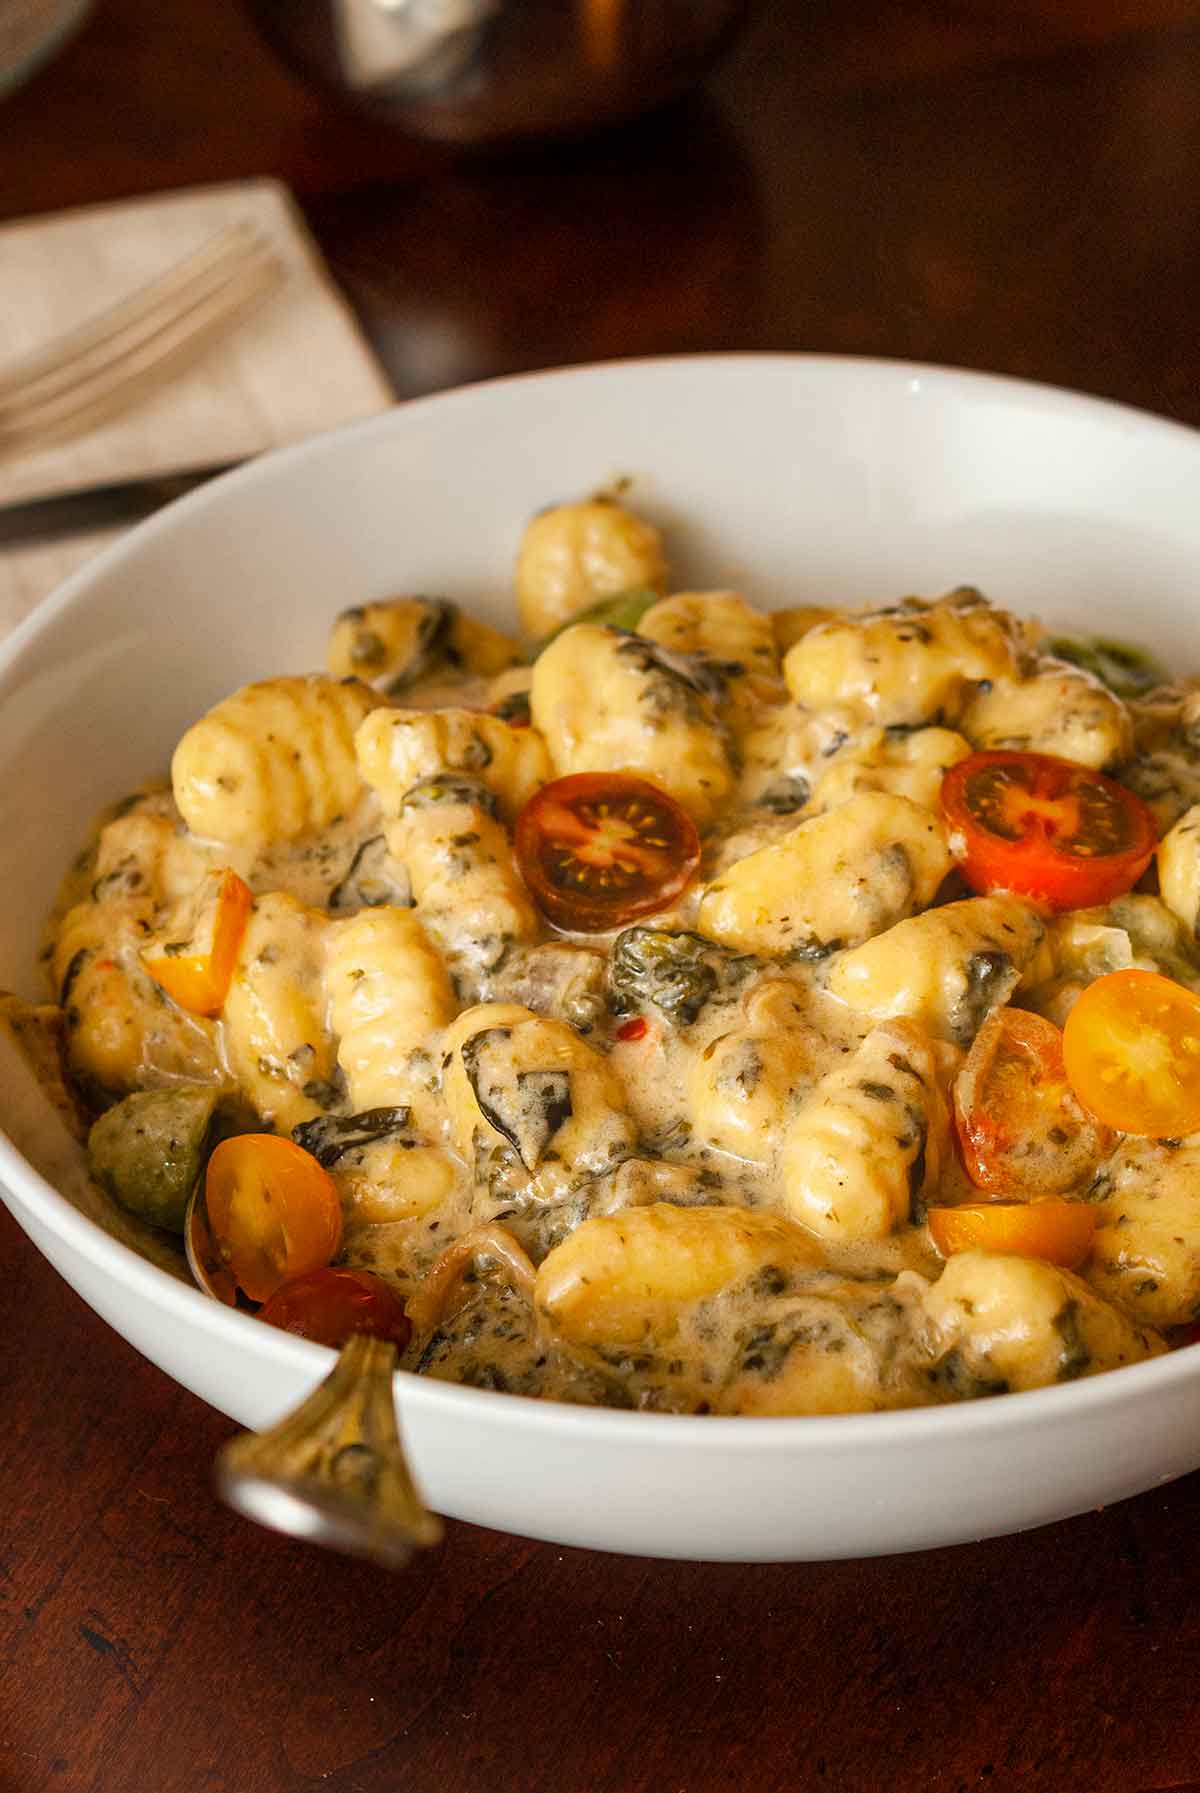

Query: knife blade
left=0, top=462, right=243, bottom=548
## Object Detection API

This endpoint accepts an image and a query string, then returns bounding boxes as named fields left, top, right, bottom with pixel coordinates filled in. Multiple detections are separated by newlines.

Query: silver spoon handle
left=214, top=1334, right=443, bottom=1569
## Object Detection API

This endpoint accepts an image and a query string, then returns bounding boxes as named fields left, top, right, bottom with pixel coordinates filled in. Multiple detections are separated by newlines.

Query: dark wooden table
left=4, top=4, right=1200, bottom=1788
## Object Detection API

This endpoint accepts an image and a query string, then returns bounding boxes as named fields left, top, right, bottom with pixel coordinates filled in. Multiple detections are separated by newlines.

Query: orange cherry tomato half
left=927, top=1200, right=1097, bottom=1269
left=1063, top=968, right=1200, bottom=1136
left=940, top=750, right=1156, bottom=912
left=953, top=1007, right=1111, bottom=1196
left=257, top=1266, right=412, bottom=1350
left=142, top=867, right=253, bottom=1016
left=205, top=1134, right=343, bottom=1303
left=514, top=771, right=701, bottom=933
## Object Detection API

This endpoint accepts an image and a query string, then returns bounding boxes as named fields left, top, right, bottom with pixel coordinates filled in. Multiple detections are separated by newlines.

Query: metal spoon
left=185, top=1183, right=443, bottom=1568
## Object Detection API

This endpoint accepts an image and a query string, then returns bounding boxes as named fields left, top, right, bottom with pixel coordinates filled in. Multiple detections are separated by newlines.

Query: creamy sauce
left=38, top=559, right=1199, bottom=1414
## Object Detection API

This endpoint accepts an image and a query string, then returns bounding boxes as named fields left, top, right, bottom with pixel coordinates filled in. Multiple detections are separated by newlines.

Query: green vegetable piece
left=527, top=586, right=659, bottom=660
left=1048, top=635, right=1166, bottom=699
left=609, top=927, right=759, bottom=1027
left=87, top=1085, right=218, bottom=1233
left=292, top=1105, right=412, bottom=1168
left=610, top=929, right=717, bottom=1025
left=490, top=688, right=532, bottom=727
left=399, top=773, right=498, bottom=817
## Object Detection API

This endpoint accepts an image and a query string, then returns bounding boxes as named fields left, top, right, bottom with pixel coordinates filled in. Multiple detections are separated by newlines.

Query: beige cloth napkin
left=0, top=178, right=395, bottom=635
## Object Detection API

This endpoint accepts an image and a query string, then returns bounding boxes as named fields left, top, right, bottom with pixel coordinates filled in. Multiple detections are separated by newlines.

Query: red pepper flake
left=616, top=1017, right=648, bottom=1042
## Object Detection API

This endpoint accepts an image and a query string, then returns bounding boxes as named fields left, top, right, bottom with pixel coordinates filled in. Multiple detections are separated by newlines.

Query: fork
left=0, top=223, right=284, bottom=454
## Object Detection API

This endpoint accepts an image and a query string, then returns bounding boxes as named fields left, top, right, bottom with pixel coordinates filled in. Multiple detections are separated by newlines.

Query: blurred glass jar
left=243, top=0, right=756, bottom=147
left=0, top=0, right=91, bottom=97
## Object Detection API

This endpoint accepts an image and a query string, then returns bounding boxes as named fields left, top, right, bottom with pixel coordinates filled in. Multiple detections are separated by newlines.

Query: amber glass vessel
left=243, top=0, right=756, bottom=147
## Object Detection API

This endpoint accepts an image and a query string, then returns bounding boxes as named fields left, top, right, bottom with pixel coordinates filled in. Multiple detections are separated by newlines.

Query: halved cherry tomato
left=205, top=1134, right=343, bottom=1302
left=1063, top=968, right=1200, bottom=1136
left=142, top=867, right=253, bottom=1016
left=954, top=1007, right=1111, bottom=1195
left=941, top=750, right=1156, bottom=911
left=514, top=771, right=700, bottom=932
left=927, top=1200, right=1096, bottom=1268
left=257, top=1266, right=411, bottom=1349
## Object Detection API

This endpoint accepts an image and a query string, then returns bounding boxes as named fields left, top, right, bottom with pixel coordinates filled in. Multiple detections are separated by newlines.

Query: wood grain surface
left=3, top=3, right=1200, bottom=1789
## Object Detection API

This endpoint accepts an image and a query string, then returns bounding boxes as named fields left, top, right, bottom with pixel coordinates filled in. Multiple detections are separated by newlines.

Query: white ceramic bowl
left=4, top=355, right=1200, bottom=1563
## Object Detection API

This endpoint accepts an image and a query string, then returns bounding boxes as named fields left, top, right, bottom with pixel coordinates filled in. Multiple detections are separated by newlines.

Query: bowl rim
left=4, top=348, right=1200, bottom=1449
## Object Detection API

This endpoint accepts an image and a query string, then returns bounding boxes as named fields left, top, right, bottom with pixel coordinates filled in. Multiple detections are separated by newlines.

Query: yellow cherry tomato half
left=1062, top=968, right=1200, bottom=1137
left=204, top=1134, right=343, bottom=1303
left=142, top=867, right=252, bottom=1017
left=927, top=1200, right=1097, bottom=1269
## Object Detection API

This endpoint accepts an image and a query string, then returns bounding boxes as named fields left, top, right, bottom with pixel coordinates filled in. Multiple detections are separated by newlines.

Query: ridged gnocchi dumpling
left=807, top=726, right=972, bottom=816
left=54, top=898, right=221, bottom=1095
left=386, top=792, right=540, bottom=993
left=639, top=590, right=782, bottom=735
left=531, top=623, right=734, bottom=824
left=640, top=590, right=777, bottom=671
left=696, top=792, right=952, bottom=957
left=826, top=896, right=1051, bottom=1042
left=327, top=597, right=448, bottom=690
left=327, top=596, right=518, bottom=691
left=356, top=706, right=550, bottom=821
left=515, top=497, right=668, bottom=638
left=534, top=1202, right=823, bottom=1346
left=326, top=906, right=457, bottom=1129
left=90, top=797, right=219, bottom=909
left=783, top=590, right=1022, bottom=728
left=735, top=701, right=837, bottom=816
left=1086, top=1137, right=1200, bottom=1327
left=716, top=1276, right=931, bottom=1415
left=333, top=1138, right=463, bottom=1226
left=171, top=675, right=380, bottom=847
left=781, top=1019, right=949, bottom=1243
left=959, top=658, right=1132, bottom=769
left=921, top=1252, right=1163, bottom=1392
left=222, top=891, right=335, bottom=1129
left=687, top=981, right=820, bottom=1164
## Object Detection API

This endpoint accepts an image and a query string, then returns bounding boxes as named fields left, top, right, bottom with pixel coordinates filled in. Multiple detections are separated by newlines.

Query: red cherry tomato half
left=257, top=1266, right=412, bottom=1350
left=954, top=1007, right=1112, bottom=1195
left=514, top=772, right=701, bottom=932
left=940, top=750, right=1157, bottom=912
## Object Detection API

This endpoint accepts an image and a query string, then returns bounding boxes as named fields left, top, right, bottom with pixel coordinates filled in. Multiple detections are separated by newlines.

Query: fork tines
left=0, top=222, right=284, bottom=452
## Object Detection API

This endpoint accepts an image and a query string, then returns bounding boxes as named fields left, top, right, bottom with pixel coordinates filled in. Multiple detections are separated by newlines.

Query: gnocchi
left=40, top=494, right=1194, bottom=1418
left=515, top=497, right=668, bottom=638
left=172, top=675, right=380, bottom=847
left=696, top=792, right=952, bottom=957
left=530, top=622, right=735, bottom=823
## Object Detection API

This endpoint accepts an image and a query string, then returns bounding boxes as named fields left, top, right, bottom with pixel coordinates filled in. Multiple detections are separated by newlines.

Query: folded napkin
left=0, top=178, right=394, bottom=635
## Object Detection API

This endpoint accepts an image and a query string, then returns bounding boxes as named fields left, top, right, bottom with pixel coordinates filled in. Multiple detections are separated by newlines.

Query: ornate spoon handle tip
left=215, top=1333, right=443, bottom=1568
